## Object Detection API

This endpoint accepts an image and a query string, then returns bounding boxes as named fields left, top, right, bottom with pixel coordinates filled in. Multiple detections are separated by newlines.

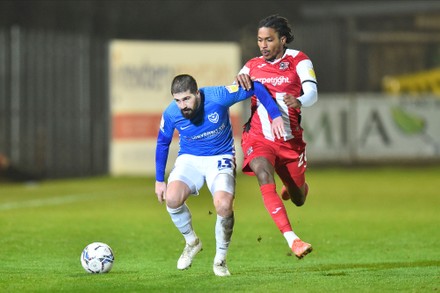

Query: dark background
left=2, top=0, right=440, bottom=92
left=1, top=0, right=439, bottom=179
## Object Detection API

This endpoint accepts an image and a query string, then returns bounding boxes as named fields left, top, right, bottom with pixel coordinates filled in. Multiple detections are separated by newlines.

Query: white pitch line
left=0, top=190, right=125, bottom=211
left=0, top=195, right=95, bottom=211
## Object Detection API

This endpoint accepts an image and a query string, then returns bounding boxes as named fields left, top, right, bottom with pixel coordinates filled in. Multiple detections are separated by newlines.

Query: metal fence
left=0, top=27, right=109, bottom=179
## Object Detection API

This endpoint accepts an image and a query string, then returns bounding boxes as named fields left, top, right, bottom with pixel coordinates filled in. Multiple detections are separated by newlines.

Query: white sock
left=214, top=214, right=234, bottom=263
left=167, top=204, right=197, bottom=245
left=283, top=231, right=299, bottom=248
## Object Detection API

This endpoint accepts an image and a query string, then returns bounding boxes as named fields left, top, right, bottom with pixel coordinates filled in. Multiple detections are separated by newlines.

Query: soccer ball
left=80, top=242, right=115, bottom=273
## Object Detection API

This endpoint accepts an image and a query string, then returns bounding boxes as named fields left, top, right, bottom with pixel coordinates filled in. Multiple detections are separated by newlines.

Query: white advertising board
left=109, top=40, right=241, bottom=175
left=302, top=95, right=440, bottom=163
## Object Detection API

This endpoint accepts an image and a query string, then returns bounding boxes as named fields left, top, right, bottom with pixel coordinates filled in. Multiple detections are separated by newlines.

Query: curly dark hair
left=258, top=14, right=294, bottom=44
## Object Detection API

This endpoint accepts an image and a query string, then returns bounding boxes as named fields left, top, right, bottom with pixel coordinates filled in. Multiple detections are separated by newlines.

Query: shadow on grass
left=70, top=260, right=440, bottom=279
left=234, top=260, right=440, bottom=276
left=289, top=260, right=440, bottom=277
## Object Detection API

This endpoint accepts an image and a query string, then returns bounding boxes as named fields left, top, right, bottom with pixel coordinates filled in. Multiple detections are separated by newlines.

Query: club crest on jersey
left=279, top=62, right=289, bottom=71
left=208, top=112, right=219, bottom=123
left=247, top=146, right=253, bottom=156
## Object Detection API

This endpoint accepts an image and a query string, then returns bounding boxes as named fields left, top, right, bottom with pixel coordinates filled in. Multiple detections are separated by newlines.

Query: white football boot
left=177, top=238, right=202, bottom=270
left=213, top=260, right=231, bottom=277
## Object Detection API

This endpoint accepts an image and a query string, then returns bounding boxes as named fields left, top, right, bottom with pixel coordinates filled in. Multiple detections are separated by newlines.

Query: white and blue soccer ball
left=80, top=242, right=114, bottom=273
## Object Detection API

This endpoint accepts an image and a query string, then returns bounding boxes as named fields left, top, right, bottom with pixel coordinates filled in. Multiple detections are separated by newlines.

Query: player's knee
left=251, top=159, right=274, bottom=185
left=165, top=193, right=186, bottom=209
left=290, top=191, right=306, bottom=207
left=292, top=197, right=305, bottom=207
left=166, top=181, right=191, bottom=208
left=216, top=204, right=233, bottom=217
left=166, top=198, right=182, bottom=209
left=214, top=193, right=234, bottom=217
left=211, top=173, right=235, bottom=216
left=255, top=169, right=273, bottom=185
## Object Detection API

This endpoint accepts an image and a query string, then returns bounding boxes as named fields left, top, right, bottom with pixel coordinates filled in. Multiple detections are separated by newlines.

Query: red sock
left=260, top=184, right=292, bottom=234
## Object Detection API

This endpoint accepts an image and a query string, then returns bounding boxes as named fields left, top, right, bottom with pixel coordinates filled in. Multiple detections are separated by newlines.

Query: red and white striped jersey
left=239, top=49, right=317, bottom=141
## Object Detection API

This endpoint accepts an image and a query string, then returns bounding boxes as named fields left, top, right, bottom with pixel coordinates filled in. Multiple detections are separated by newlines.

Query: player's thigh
left=275, top=148, right=307, bottom=188
left=205, top=154, right=236, bottom=195
left=276, top=162, right=306, bottom=188
left=168, top=154, right=205, bottom=195
left=242, top=133, right=277, bottom=175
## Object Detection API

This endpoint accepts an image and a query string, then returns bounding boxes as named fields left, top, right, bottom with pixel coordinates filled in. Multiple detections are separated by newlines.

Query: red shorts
left=241, top=131, right=307, bottom=187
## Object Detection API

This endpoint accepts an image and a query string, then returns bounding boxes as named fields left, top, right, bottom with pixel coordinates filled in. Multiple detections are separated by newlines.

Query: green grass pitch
left=1, top=166, right=439, bottom=292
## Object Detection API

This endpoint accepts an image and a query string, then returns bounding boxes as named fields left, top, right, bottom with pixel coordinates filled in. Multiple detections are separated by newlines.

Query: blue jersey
left=155, top=82, right=280, bottom=181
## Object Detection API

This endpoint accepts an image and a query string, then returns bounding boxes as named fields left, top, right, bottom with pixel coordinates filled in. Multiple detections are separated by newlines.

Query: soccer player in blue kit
left=155, top=74, right=285, bottom=276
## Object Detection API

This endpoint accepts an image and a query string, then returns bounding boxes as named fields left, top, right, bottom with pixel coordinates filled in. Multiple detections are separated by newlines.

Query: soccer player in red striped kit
left=235, top=14, right=318, bottom=259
